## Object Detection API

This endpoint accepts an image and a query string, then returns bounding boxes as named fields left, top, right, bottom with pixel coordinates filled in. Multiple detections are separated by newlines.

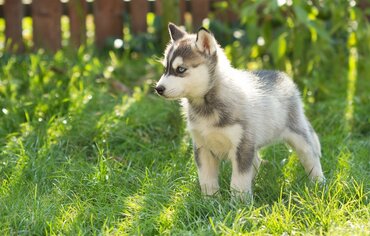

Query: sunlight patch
left=0, top=138, right=28, bottom=197
left=53, top=204, right=81, bottom=233
left=117, top=194, right=145, bottom=232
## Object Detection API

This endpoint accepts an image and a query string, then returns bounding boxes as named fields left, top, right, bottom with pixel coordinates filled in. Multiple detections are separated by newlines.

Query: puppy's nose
left=155, top=85, right=165, bottom=95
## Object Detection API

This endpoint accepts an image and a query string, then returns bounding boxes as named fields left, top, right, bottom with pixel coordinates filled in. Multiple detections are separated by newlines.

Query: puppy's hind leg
left=283, top=121, right=325, bottom=182
left=194, top=145, right=220, bottom=196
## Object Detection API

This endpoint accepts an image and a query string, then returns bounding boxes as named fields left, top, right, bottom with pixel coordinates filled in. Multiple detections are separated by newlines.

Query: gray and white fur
left=155, top=23, right=325, bottom=198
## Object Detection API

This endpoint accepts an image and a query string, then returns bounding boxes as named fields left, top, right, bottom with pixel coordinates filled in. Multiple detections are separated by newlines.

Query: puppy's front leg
left=194, top=145, right=220, bottom=195
left=230, top=142, right=257, bottom=200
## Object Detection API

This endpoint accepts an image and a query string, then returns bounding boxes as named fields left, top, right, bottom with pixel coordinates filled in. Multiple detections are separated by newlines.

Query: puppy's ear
left=195, top=27, right=217, bottom=55
left=168, top=23, right=186, bottom=41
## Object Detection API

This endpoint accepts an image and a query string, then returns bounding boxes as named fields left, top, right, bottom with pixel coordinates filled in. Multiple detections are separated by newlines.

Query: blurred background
left=0, top=1, right=369, bottom=234
left=1, top=0, right=369, bottom=132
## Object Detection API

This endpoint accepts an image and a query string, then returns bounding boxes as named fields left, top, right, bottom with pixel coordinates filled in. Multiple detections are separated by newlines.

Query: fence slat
left=0, top=0, right=259, bottom=53
left=211, top=0, right=238, bottom=24
left=4, top=0, right=23, bottom=52
left=130, top=0, right=148, bottom=34
left=93, top=0, right=123, bottom=48
left=179, top=0, right=186, bottom=25
left=32, top=0, right=62, bottom=52
left=155, top=0, right=162, bottom=16
left=191, top=0, right=210, bottom=29
left=68, top=0, right=87, bottom=47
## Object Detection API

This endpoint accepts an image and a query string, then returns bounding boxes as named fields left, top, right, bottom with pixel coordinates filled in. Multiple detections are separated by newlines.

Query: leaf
left=308, top=21, right=332, bottom=43
left=293, top=5, right=309, bottom=25
left=270, top=33, right=287, bottom=62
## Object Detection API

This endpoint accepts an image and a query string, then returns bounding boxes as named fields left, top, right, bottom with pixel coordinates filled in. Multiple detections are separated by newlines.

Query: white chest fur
left=188, top=119, right=243, bottom=156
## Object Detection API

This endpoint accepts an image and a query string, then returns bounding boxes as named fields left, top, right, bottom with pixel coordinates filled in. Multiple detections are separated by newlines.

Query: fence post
left=155, top=0, right=162, bottom=16
left=93, top=0, right=123, bottom=49
left=212, top=0, right=239, bottom=24
left=179, top=0, right=186, bottom=25
left=130, top=0, right=148, bottom=34
left=32, top=0, right=62, bottom=52
left=191, top=0, right=210, bottom=29
left=68, top=0, right=87, bottom=48
left=4, top=0, right=24, bottom=52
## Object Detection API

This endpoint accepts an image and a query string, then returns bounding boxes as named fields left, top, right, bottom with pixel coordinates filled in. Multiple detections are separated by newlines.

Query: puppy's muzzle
left=155, top=85, right=165, bottom=96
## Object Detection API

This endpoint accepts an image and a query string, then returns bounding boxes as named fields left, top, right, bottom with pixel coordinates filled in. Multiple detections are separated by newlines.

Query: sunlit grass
left=1, top=51, right=368, bottom=235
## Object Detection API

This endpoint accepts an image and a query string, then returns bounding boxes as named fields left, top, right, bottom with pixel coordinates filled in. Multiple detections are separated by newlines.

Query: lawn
left=0, top=44, right=369, bottom=235
left=1, top=5, right=370, bottom=235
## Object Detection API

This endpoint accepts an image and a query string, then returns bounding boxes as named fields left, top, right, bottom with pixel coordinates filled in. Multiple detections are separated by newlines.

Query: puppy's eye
left=176, top=66, right=187, bottom=74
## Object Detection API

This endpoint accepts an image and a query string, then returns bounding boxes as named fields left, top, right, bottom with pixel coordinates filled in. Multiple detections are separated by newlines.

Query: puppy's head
left=155, top=23, right=218, bottom=100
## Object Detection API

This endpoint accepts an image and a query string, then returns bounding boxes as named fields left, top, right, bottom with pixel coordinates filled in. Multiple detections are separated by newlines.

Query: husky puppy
left=155, top=23, right=325, bottom=197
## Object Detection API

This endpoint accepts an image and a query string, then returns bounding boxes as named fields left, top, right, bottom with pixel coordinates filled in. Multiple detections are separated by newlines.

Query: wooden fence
left=2, top=0, right=369, bottom=53
left=1, top=0, right=236, bottom=52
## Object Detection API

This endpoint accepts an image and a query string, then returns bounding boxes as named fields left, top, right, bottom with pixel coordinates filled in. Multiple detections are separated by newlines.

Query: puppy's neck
left=187, top=83, right=220, bottom=107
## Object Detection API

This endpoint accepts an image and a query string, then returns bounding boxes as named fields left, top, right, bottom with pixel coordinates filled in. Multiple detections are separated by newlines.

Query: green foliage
left=159, top=0, right=181, bottom=49
left=210, top=0, right=370, bottom=92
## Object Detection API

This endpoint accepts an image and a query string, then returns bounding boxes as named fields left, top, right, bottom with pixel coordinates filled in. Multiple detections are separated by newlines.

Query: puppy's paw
left=309, top=171, right=326, bottom=184
left=231, top=189, right=253, bottom=204
left=200, top=184, right=220, bottom=196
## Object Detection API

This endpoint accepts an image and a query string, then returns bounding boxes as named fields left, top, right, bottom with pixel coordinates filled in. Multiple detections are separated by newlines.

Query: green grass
left=0, top=44, right=369, bottom=235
